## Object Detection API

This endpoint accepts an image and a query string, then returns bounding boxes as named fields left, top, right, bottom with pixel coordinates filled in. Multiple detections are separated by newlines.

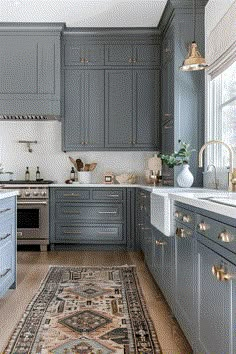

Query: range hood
left=0, top=115, right=60, bottom=121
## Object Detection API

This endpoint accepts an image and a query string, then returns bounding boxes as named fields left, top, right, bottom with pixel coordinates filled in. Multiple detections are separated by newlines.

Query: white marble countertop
left=0, top=190, right=18, bottom=200
left=169, top=191, right=236, bottom=219
left=49, top=183, right=154, bottom=190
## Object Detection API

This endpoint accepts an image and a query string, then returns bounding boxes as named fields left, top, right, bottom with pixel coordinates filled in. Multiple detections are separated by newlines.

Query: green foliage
left=160, top=141, right=195, bottom=168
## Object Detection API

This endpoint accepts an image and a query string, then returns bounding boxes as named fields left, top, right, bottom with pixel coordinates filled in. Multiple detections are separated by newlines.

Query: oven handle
left=17, top=201, right=48, bottom=205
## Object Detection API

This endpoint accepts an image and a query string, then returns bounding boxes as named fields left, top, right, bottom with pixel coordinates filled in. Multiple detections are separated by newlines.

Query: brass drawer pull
left=156, top=240, right=167, bottom=246
left=0, top=208, right=11, bottom=214
left=0, top=233, right=11, bottom=241
left=0, top=268, right=11, bottom=278
left=212, top=265, right=234, bottom=282
left=141, top=227, right=151, bottom=230
left=63, top=231, right=81, bottom=234
left=218, top=230, right=234, bottom=243
left=174, top=211, right=181, bottom=218
left=198, top=222, right=208, bottom=231
left=164, top=113, right=172, bottom=117
left=182, top=215, right=191, bottom=223
left=64, top=211, right=80, bottom=214
left=176, top=227, right=187, bottom=238
left=63, top=194, right=80, bottom=197
left=98, top=211, right=117, bottom=214
left=106, top=194, right=119, bottom=197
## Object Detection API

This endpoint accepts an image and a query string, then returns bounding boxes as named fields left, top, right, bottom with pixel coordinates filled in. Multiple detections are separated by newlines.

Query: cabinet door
left=161, top=59, right=174, bottom=124
left=65, top=42, right=104, bottom=66
left=84, top=71, right=105, bottom=148
left=63, top=70, right=85, bottom=150
left=133, top=44, right=159, bottom=66
left=133, top=69, right=159, bottom=148
left=105, top=70, right=133, bottom=148
left=196, top=242, right=236, bottom=354
left=162, top=235, right=174, bottom=309
left=105, top=45, right=133, bottom=66
left=175, top=225, right=196, bottom=342
left=152, top=228, right=164, bottom=288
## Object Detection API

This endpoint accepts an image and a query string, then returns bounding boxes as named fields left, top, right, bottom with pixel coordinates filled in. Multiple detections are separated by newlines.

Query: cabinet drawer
left=56, top=203, right=123, bottom=222
left=91, top=189, right=124, bottom=202
left=55, top=224, right=124, bottom=244
left=55, top=189, right=90, bottom=201
left=196, top=214, right=236, bottom=253
left=0, top=218, right=15, bottom=248
left=175, top=221, right=194, bottom=239
left=0, top=197, right=15, bottom=221
left=64, top=42, right=105, bottom=66
left=0, top=241, right=15, bottom=297
left=174, top=205, right=195, bottom=230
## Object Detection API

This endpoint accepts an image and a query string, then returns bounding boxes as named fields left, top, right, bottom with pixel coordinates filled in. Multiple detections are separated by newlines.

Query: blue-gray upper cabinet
left=105, top=44, right=159, bottom=66
left=196, top=241, right=236, bottom=354
left=64, top=40, right=104, bottom=66
left=105, top=69, right=159, bottom=149
left=0, top=24, right=63, bottom=115
left=63, top=69, right=105, bottom=151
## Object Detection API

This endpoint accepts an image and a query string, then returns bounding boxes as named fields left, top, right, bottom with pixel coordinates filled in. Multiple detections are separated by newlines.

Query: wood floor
left=0, top=251, right=192, bottom=353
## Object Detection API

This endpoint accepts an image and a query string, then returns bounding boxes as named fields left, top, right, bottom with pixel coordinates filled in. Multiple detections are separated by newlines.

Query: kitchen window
left=206, top=60, right=236, bottom=167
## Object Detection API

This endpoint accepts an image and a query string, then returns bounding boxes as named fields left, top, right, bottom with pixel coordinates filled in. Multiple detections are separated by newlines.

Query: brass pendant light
left=180, top=0, right=208, bottom=71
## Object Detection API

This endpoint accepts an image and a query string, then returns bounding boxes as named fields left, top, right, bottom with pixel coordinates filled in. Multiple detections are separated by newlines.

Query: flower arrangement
left=160, top=141, right=195, bottom=168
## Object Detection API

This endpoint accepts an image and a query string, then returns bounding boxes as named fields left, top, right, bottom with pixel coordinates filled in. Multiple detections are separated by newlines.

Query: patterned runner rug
left=5, top=266, right=162, bottom=353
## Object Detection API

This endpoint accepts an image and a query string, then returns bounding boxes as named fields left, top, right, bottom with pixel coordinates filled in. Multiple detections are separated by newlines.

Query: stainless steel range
left=0, top=181, right=53, bottom=251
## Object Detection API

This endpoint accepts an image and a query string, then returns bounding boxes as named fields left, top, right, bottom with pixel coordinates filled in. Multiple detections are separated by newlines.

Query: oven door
left=17, top=200, right=48, bottom=240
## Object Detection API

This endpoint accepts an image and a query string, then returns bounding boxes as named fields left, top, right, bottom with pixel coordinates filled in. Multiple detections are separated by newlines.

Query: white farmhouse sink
left=150, top=188, right=215, bottom=236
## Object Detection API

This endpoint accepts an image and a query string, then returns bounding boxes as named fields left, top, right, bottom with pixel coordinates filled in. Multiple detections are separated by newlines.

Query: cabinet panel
left=84, top=71, right=105, bottom=147
left=105, top=45, right=133, bottom=66
left=134, top=44, right=159, bottom=66
left=133, top=69, right=159, bottom=148
left=92, top=189, right=124, bottom=202
left=197, top=241, right=236, bottom=354
left=0, top=241, right=15, bottom=297
left=64, top=70, right=85, bottom=150
left=105, top=70, right=133, bottom=147
left=56, top=203, right=123, bottom=222
left=65, top=43, right=104, bottom=66
left=55, top=189, right=91, bottom=201
left=55, top=224, right=124, bottom=243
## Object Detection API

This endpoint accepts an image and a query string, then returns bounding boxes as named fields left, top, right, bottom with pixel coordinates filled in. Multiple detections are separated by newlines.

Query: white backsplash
left=0, top=121, right=156, bottom=183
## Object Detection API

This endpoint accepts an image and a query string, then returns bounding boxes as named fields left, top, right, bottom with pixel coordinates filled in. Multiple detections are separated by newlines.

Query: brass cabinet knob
left=133, top=140, right=136, bottom=145
left=80, top=57, right=85, bottom=63
left=218, top=230, right=234, bottom=243
left=174, top=211, right=181, bottom=218
left=85, top=58, right=89, bottom=63
left=132, top=58, right=136, bottom=63
left=211, top=265, right=233, bottom=282
left=128, top=58, right=133, bottom=63
left=182, top=215, right=191, bottom=223
left=81, top=141, right=85, bottom=145
left=175, top=227, right=186, bottom=238
left=156, top=240, right=167, bottom=246
left=198, top=222, right=208, bottom=231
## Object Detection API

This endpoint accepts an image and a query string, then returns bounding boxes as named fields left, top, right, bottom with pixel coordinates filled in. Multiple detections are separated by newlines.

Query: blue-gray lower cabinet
left=196, top=240, right=236, bottom=354
left=50, top=188, right=127, bottom=250
left=0, top=196, right=17, bottom=297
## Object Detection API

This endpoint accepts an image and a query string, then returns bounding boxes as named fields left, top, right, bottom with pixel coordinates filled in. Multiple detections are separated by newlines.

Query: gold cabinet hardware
left=17, top=232, right=23, bottom=237
left=133, top=140, right=136, bottom=145
left=138, top=223, right=144, bottom=226
left=81, top=141, right=85, bottom=145
left=106, top=194, right=119, bottom=197
left=211, top=265, right=234, bottom=281
left=85, top=58, right=89, bottom=63
left=85, top=141, right=88, bottom=145
left=175, top=227, right=186, bottom=238
left=182, top=215, right=191, bottom=223
left=174, top=211, right=181, bottom=218
left=0, top=208, right=11, bottom=214
left=0, top=268, right=11, bottom=278
left=97, top=231, right=117, bottom=235
left=98, top=211, right=117, bottom=214
left=64, top=211, right=81, bottom=214
left=140, top=193, right=147, bottom=198
left=156, top=240, right=167, bottom=246
left=63, top=194, right=80, bottom=197
left=132, top=58, right=136, bottom=63
left=198, top=222, right=208, bottom=231
left=80, top=57, right=85, bottom=63
left=164, top=113, right=172, bottom=117
left=128, top=58, right=133, bottom=63
left=0, top=233, right=11, bottom=241
left=218, top=230, right=234, bottom=243
left=141, top=227, right=151, bottom=230
left=165, top=47, right=170, bottom=53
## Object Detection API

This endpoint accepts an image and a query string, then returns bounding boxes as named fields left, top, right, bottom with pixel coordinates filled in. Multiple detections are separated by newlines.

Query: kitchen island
left=0, top=190, right=18, bottom=297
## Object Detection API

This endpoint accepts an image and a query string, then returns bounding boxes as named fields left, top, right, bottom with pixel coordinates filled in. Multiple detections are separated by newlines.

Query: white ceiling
left=0, top=0, right=168, bottom=27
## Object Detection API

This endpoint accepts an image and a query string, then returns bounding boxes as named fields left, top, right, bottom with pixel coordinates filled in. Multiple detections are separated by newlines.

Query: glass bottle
left=25, top=167, right=30, bottom=181
left=70, top=167, right=75, bottom=181
left=36, top=166, right=40, bottom=181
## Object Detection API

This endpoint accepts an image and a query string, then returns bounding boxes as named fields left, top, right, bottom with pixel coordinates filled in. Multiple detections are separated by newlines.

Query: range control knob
left=41, top=191, right=47, bottom=196
left=24, top=191, right=30, bottom=197
left=33, top=191, right=39, bottom=196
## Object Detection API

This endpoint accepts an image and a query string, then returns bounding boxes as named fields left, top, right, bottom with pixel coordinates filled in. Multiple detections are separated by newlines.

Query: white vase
left=177, top=164, right=194, bottom=188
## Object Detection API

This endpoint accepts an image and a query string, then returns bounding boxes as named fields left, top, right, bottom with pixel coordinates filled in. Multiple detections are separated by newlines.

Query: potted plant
left=160, top=141, right=196, bottom=187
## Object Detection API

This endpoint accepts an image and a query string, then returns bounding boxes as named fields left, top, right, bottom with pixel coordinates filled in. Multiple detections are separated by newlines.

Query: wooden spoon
left=89, top=163, right=97, bottom=171
left=84, top=164, right=90, bottom=171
